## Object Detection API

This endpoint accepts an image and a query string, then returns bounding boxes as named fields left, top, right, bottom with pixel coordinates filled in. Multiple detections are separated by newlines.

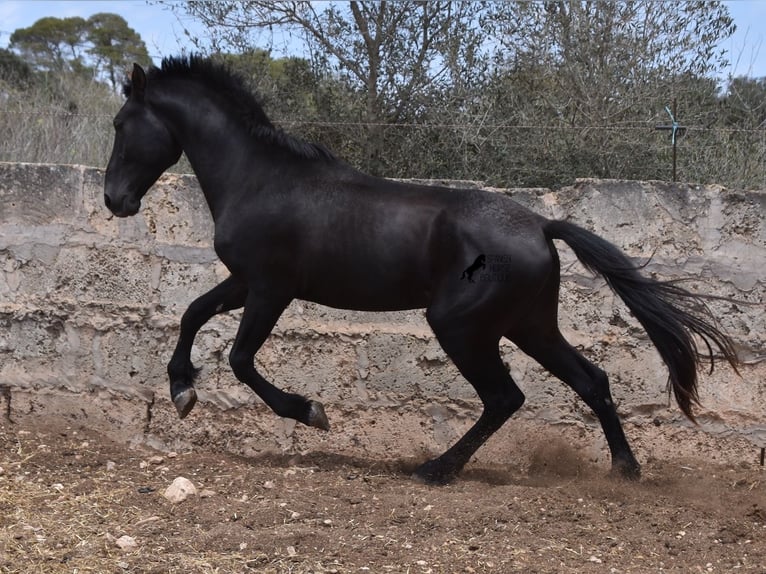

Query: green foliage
left=216, top=50, right=319, bottom=116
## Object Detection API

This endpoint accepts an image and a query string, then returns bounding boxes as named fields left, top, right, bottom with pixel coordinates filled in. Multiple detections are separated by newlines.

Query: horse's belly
left=299, top=268, right=430, bottom=312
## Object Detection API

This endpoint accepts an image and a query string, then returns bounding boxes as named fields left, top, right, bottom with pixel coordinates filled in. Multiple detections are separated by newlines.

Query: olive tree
left=484, top=1, right=736, bottom=184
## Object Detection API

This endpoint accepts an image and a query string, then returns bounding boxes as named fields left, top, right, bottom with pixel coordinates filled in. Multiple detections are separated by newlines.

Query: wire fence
left=1, top=106, right=764, bottom=190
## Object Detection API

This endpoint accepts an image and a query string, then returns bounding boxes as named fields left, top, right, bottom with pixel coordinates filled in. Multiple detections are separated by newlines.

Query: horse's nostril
left=104, top=194, right=112, bottom=209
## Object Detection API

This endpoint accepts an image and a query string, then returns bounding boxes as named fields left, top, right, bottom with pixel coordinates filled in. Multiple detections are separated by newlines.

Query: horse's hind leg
left=514, top=329, right=641, bottom=479
left=415, top=311, right=525, bottom=484
left=167, top=275, right=247, bottom=418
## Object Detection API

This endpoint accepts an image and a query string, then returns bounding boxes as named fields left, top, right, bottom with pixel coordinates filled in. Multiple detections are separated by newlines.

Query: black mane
left=125, top=55, right=335, bottom=162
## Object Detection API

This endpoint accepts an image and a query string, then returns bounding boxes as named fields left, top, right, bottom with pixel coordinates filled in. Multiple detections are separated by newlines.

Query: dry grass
left=0, top=74, right=120, bottom=169
left=0, top=75, right=193, bottom=173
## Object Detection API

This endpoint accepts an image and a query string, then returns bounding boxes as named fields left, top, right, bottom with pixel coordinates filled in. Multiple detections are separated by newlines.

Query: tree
left=86, top=13, right=151, bottom=89
left=9, top=16, right=88, bottom=73
left=9, top=14, right=150, bottom=88
left=169, top=1, right=490, bottom=175
left=216, top=50, right=318, bottom=114
left=483, top=1, right=736, bottom=184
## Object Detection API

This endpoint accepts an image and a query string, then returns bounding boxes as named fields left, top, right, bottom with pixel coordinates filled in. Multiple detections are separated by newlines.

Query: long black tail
left=544, top=219, right=739, bottom=421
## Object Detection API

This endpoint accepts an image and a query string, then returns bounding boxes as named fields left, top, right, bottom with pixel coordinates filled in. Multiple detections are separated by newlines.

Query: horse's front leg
left=167, top=275, right=247, bottom=418
left=228, top=289, right=330, bottom=430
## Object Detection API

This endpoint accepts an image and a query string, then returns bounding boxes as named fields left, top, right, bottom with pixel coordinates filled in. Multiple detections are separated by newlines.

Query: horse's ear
left=130, top=63, right=146, bottom=102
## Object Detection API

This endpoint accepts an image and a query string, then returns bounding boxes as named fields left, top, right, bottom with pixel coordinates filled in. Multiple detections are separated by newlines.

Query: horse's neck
left=157, top=90, right=249, bottom=218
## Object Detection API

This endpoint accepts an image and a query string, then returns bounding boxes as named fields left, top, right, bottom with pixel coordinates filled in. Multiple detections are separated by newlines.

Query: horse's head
left=104, top=63, right=182, bottom=217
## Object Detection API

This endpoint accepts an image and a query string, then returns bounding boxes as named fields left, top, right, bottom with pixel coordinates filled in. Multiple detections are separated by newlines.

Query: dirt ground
left=0, top=418, right=764, bottom=574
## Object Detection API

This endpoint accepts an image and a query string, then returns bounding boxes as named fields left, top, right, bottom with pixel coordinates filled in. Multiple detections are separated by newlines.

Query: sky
left=0, top=0, right=765, bottom=78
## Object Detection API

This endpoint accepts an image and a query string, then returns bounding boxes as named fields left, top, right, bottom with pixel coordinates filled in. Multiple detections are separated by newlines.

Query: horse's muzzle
left=104, top=192, right=140, bottom=217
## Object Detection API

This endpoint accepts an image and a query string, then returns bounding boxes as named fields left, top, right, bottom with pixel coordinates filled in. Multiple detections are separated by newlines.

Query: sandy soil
left=0, top=418, right=764, bottom=574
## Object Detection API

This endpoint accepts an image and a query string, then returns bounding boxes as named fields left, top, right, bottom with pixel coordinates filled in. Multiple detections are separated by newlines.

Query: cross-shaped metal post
left=655, top=99, right=687, bottom=182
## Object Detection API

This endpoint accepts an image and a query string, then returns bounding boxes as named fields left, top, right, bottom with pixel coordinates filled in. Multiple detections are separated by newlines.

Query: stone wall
left=0, top=162, right=763, bottom=463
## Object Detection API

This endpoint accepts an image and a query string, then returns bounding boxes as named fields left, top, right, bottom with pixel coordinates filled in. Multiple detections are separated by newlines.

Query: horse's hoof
left=412, top=460, right=457, bottom=486
left=173, top=388, right=197, bottom=419
left=307, top=400, right=330, bottom=431
left=611, top=459, right=641, bottom=481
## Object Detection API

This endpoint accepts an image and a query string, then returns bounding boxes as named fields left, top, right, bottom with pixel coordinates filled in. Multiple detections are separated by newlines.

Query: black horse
left=104, top=56, right=738, bottom=484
